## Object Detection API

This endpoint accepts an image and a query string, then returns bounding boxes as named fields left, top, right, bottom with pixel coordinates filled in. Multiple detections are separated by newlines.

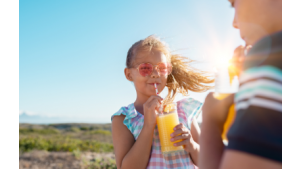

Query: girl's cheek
left=161, top=76, right=168, bottom=84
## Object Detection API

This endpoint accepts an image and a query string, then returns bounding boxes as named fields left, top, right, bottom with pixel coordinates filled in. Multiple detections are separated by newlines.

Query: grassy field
left=19, top=122, right=202, bottom=168
left=19, top=123, right=116, bottom=169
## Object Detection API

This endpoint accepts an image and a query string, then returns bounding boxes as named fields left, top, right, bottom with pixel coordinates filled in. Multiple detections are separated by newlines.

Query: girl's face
left=229, top=0, right=282, bottom=45
left=125, top=50, right=169, bottom=98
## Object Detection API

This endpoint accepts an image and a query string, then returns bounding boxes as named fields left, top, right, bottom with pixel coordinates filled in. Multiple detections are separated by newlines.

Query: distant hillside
left=20, top=122, right=201, bottom=132
left=19, top=112, right=61, bottom=124
left=19, top=112, right=107, bottom=124
left=19, top=123, right=112, bottom=131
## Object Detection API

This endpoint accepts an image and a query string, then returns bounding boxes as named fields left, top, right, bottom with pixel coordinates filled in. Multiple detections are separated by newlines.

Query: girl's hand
left=230, top=45, right=245, bottom=71
left=143, top=95, right=163, bottom=128
left=230, top=45, right=251, bottom=74
left=170, top=123, right=197, bottom=153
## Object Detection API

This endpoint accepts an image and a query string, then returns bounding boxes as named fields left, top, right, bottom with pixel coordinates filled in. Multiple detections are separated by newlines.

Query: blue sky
left=19, top=0, right=244, bottom=123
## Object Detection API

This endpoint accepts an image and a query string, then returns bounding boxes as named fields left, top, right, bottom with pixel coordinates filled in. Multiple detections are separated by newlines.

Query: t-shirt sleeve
left=111, top=104, right=138, bottom=135
left=227, top=66, right=282, bottom=162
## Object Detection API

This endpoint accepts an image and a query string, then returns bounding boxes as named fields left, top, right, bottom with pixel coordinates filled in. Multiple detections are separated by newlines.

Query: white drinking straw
left=154, top=83, right=159, bottom=95
left=154, top=83, right=163, bottom=113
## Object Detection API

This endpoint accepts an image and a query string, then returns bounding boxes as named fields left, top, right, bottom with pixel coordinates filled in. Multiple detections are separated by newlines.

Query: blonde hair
left=126, top=35, right=214, bottom=104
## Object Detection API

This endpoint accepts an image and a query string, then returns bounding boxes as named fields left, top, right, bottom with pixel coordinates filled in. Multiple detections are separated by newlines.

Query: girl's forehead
left=134, top=50, right=168, bottom=65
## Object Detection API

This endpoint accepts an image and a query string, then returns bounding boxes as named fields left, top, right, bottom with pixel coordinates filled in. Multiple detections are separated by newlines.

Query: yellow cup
left=213, top=93, right=236, bottom=141
left=214, top=61, right=239, bottom=141
left=157, top=103, right=184, bottom=154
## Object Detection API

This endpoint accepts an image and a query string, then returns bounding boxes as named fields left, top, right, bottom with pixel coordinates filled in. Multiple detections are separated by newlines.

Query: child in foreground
left=199, top=0, right=282, bottom=169
left=111, top=35, right=213, bottom=169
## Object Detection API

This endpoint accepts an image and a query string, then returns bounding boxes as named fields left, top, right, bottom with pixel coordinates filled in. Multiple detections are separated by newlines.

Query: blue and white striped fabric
left=227, top=31, right=282, bottom=162
left=235, top=65, right=282, bottom=112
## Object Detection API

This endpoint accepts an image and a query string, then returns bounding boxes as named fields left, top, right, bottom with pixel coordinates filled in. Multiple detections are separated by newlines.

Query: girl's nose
left=150, top=67, right=160, bottom=78
left=232, top=11, right=239, bottom=29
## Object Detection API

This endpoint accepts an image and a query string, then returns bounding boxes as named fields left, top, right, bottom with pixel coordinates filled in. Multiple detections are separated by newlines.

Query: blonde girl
left=111, top=35, right=213, bottom=169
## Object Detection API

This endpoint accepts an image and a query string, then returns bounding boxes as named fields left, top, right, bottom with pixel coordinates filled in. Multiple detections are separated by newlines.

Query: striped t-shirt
left=227, top=31, right=282, bottom=162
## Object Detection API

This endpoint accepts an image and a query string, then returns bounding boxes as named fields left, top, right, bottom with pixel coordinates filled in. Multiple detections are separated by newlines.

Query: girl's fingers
left=150, top=96, right=163, bottom=104
left=174, top=139, right=189, bottom=147
left=173, top=123, right=184, bottom=131
left=233, top=45, right=245, bottom=57
left=144, top=96, right=162, bottom=109
left=171, top=133, right=190, bottom=142
left=145, top=95, right=162, bottom=105
left=151, top=96, right=163, bottom=106
left=170, top=128, right=189, bottom=137
left=153, top=99, right=162, bottom=110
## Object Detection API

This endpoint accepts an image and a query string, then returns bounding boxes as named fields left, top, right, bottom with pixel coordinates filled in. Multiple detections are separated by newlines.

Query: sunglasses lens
left=158, top=63, right=172, bottom=75
left=139, top=63, right=153, bottom=76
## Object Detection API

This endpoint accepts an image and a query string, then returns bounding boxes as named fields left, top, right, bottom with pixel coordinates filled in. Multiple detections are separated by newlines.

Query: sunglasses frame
left=134, top=62, right=173, bottom=77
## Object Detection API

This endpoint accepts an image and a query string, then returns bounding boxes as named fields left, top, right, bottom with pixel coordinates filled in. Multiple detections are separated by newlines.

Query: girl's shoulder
left=176, top=97, right=202, bottom=130
left=111, top=103, right=137, bottom=120
left=111, top=103, right=141, bottom=132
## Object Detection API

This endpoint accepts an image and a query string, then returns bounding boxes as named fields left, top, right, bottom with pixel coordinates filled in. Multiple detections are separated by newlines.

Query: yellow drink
left=214, top=60, right=240, bottom=141
left=157, top=104, right=184, bottom=153
left=213, top=93, right=236, bottom=141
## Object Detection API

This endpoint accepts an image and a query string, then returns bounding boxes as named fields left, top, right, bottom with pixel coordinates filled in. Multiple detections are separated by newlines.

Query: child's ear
left=124, top=68, right=133, bottom=81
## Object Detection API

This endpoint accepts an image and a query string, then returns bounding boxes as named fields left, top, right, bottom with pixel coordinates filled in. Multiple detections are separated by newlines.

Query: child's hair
left=126, top=35, right=214, bottom=104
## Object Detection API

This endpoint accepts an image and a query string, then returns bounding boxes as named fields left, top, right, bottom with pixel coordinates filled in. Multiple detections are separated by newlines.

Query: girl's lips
left=148, top=83, right=160, bottom=86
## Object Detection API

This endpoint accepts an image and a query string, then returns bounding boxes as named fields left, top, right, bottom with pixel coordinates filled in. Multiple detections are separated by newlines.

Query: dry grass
left=19, top=150, right=116, bottom=169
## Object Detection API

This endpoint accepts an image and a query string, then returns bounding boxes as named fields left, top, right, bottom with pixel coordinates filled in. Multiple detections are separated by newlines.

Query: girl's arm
left=189, top=118, right=201, bottom=166
left=112, top=95, right=162, bottom=169
left=198, top=118, right=224, bottom=169
left=112, top=115, right=154, bottom=169
left=198, top=93, right=233, bottom=169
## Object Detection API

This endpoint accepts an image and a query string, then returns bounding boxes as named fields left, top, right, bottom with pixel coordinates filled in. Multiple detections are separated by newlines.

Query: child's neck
left=134, top=94, right=151, bottom=115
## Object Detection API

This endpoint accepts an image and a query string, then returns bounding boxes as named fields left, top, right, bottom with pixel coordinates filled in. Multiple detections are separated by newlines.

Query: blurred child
left=111, top=35, right=213, bottom=169
left=199, top=0, right=282, bottom=169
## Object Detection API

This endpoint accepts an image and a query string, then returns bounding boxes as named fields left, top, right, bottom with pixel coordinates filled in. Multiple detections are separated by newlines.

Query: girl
left=111, top=35, right=213, bottom=169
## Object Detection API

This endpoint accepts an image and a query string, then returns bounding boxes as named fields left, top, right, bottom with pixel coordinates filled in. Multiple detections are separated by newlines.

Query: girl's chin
left=136, top=90, right=156, bottom=97
left=137, top=86, right=164, bottom=96
left=148, top=92, right=158, bottom=96
left=145, top=90, right=159, bottom=97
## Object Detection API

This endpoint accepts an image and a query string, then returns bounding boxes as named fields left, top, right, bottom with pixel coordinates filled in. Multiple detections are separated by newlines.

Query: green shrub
left=88, top=130, right=111, bottom=135
left=19, top=136, right=114, bottom=153
left=19, top=128, right=60, bottom=135
left=80, top=127, right=90, bottom=131
left=69, top=127, right=81, bottom=132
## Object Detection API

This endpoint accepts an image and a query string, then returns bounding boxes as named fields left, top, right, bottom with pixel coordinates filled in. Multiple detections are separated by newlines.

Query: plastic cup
left=213, top=45, right=251, bottom=141
left=214, top=64, right=239, bottom=141
left=157, top=102, right=184, bottom=154
left=214, top=94, right=236, bottom=141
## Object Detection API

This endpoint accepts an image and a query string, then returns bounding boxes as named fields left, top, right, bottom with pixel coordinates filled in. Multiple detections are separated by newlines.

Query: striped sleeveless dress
left=111, top=98, right=202, bottom=169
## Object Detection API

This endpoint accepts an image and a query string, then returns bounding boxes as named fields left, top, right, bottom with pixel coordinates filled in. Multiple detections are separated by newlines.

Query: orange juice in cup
left=214, top=93, right=236, bottom=141
left=214, top=64, right=239, bottom=141
left=157, top=102, right=184, bottom=154
left=213, top=45, right=251, bottom=141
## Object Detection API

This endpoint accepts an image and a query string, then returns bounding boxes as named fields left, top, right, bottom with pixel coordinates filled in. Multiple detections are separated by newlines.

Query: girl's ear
left=124, top=68, right=133, bottom=81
